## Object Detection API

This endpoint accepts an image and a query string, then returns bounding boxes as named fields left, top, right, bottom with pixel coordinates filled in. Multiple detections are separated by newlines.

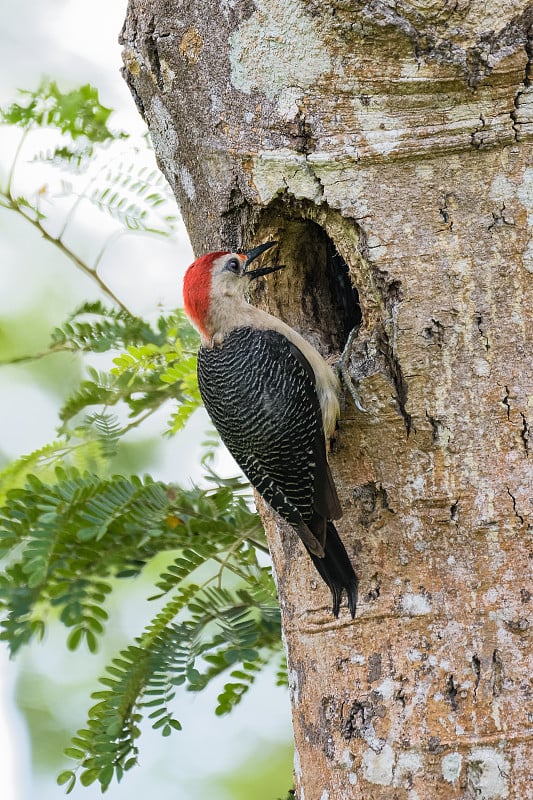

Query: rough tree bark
left=120, top=2, right=532, bottom=797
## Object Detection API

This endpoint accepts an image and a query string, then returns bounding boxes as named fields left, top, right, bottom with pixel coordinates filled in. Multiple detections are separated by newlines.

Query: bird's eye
left=225, top=257, right=241, bottom=273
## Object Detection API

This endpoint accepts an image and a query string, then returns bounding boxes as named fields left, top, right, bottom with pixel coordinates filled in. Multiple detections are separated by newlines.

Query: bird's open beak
left=244, top=241, right=284, bottom=279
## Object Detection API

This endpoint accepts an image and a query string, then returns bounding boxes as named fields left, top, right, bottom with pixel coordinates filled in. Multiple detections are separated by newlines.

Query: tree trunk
left=120, top=2, right=533, bottom=797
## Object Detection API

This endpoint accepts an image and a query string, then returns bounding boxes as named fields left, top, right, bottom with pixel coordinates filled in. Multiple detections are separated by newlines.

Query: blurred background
left=0, top=1, right=292, bottom=798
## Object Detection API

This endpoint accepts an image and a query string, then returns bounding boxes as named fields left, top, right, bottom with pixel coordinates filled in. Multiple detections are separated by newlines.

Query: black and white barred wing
left=197, top=327, right=340, bottom=555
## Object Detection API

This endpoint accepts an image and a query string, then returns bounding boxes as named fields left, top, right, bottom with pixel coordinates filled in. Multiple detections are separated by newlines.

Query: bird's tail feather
left=308, top=521, right=358, bottom=618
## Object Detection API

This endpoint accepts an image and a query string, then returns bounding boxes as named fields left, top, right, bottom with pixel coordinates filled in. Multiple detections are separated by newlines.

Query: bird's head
left=183, top=241, right=282, bottom=340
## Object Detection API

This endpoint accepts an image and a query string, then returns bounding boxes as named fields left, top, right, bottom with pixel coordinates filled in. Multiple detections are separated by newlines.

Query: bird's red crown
left=183, top=251, right=230, bottom=336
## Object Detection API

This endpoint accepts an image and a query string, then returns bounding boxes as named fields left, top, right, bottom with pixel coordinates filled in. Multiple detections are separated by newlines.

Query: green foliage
left=0, top=467, right=281, bottom=792
left=0, top=80, right=286, bottom=795
left=0, top=82, right=179, bottom=286
left=86, top=162, right=179, bottom=233
left=1, top=80, right=124, bottom=166
left=41, top=301, right=203, bottom=437
left=1, top=80, right=116, bottom=141
left=3, top=302, right=200, bottom=444
left=0, top=466, right=267, bottom=654
left=49, top=300, right=180, bottom=352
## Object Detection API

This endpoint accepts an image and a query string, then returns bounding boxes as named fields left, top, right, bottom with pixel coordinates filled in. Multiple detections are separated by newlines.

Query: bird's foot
left=336, top=324, right=367, bottom=413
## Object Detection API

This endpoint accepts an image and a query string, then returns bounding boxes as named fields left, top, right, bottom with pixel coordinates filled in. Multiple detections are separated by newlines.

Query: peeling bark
left=121, top=1, right=533, bottom=797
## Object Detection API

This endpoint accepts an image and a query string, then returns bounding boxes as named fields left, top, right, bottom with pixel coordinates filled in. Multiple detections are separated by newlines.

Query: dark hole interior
left=252, top=213, right=362, bottom=356
left=324, top=232, right=362, bottom=344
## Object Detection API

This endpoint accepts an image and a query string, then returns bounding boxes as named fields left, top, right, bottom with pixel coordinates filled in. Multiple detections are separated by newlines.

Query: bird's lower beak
left=244, top=241, right=285, bottom=280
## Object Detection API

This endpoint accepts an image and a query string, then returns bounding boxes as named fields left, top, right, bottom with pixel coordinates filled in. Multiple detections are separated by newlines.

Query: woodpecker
left=183, top=241, right=358, bottom=618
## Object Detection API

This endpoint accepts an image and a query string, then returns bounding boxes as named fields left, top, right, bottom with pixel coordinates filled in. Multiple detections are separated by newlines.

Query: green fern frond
left=0, top=81, right=124, bottom=143
left=0, top=467, right=266, bottom=650
left=0, top=460, right=280, bottom=792
left=0, top=458, right=281, bottom=793
left=82, top=412, right=122, bottom=458
left=101, top=162, right=178, bottom=226
left=150, top=545, right=221, bottom=599
left=56, top=321, right=201, bottom=432
left=0, top=440, right=74, bottom=503
left=275, top=652, right=289, bottom=688
left=32, top=144, right=96, bottom=172
left=88, top=186, right=155, bottom=232
left=50, top=303, right=198, bottom=355
left=62, top=579, right=281, bottom=791
left=84, top=157, right=179, bottom=235
left=214, top=658, right=265, bottom=715
left=50, top=302, right=167, bottom=353
left=59, top=369, right=117, bottom=424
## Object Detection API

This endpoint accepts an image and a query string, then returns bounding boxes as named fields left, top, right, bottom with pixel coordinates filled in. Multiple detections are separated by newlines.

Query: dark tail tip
left=309, top=522, right=358, bottom=618
left=331, top=575, right=358, bottom=619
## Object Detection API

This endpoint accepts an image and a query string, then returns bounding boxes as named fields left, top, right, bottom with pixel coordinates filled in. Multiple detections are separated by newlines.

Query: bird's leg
left=336, top=324, right=367, bottom=413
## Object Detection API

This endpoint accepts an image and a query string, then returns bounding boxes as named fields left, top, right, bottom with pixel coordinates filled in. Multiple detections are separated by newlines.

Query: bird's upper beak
left=244, top=241, right=284, bottom=279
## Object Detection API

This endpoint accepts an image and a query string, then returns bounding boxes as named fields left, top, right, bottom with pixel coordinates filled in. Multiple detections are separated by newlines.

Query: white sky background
left=0, top=2, right=291, bottom=799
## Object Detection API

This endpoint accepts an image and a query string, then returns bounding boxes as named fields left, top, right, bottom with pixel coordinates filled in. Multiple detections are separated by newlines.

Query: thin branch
left=214, top=530, right=269, bottom=587
left=120, top=407, right=161, bottom=435
left=244, top=537, right=270, bottom=556
left=5, top=129, right=28, bottom=197
left=92, top=228, right=127, bottom=273
left=0, top=192, right=132, bottom=314
left=1, top=135, right=134, bottom=315
left=56, top=155, right=107, bottom=241
left=0, top=344, right=75, bottom=366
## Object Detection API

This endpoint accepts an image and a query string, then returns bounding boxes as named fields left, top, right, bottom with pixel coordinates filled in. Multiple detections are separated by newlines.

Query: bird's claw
left=336, top=324, right=367, bottom=413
